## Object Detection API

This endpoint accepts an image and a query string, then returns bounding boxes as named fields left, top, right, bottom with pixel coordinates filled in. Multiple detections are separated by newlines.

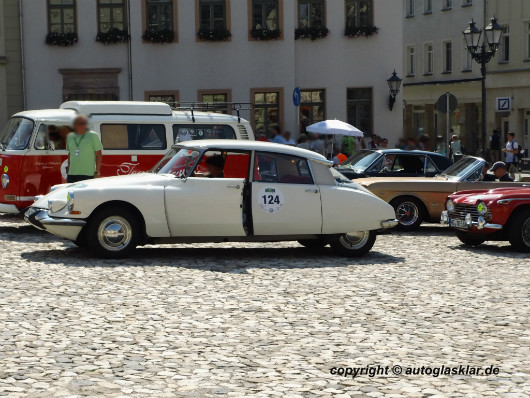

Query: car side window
left=425, top=157, right=438, bottom=173
left=466, top=167, right=482, bottom=182
left=100, top=124, right=167, bottom=150
left=173, top=125, right=236, bottom=143
left=392, top=155, right=424, bottom=174
left=193, top=150, right=250, bottom=179
left=34, top=124, right=48, bottom=150
left=254, top=152, right=314, bottom=184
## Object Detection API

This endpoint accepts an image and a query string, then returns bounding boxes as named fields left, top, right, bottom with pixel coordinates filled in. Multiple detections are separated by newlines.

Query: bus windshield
left=0, top=117, right=35, bottom=150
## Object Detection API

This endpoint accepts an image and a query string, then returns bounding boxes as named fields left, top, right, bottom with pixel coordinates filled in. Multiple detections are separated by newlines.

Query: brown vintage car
left=357, top=156, right=529, bottom=230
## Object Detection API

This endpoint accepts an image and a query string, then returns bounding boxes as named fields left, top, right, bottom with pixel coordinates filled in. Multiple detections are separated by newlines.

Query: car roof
left=178, top=139, right=330, bottom=163
left=364, top=149, right=446, bottom=157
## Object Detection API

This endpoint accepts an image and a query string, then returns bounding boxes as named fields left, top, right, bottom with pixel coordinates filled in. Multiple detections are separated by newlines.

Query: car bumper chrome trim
left=381, top=219, right=399, bottom=229
left=441, top=211, right=503, bottom=231
left=25, top=209, right=87, bottom=230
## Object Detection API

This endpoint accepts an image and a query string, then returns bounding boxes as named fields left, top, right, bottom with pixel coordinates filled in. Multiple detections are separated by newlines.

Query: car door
left=164, top=150, right=251, bottom=237
left=251, top=152, right=322, bottom=236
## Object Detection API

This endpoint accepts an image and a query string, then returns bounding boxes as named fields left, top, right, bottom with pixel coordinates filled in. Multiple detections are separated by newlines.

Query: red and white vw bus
left=0, top=101, right=254, bottom=214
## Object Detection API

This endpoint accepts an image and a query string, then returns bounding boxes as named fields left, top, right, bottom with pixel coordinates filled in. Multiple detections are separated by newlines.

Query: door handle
left=227, top=184, right=241, bottom=189
left=305, top=189, right=319, bottom=193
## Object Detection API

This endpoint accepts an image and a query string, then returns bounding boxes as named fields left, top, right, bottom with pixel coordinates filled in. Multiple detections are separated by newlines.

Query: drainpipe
left=19, top=0, right=27, bottom=109
left=127, top=0, right=133, bottom=100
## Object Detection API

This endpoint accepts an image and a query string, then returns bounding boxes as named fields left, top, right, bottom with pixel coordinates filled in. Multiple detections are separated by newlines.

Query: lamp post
left=463, top=17, right=503, bottom=157
left=387, top=70, right=402, bottom=111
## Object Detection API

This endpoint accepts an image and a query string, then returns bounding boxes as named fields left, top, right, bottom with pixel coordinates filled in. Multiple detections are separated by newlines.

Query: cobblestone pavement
left=0, top=215, right=529, bottom=398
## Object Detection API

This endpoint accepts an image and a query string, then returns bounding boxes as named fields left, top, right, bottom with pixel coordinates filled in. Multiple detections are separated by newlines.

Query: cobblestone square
left=0, top=215, right=529, bottom=398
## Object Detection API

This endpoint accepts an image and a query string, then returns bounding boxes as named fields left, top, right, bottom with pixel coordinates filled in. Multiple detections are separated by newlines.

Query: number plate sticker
left=258, top=187, right=285, bottom=214
left=450, top=218, right=468, bottom=229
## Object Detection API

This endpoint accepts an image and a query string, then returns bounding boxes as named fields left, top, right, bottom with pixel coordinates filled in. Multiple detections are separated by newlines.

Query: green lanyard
left=72, top=134, right=86, bottom=151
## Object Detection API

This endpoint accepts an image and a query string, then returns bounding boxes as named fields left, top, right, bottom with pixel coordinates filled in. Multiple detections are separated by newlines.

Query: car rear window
left=101, top=124, right=167, bottom=150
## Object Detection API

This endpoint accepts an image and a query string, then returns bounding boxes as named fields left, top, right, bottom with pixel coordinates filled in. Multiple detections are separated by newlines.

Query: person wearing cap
left=489, top=162, right=514, bottom=182
left=481, top=163, right=496, bottom=181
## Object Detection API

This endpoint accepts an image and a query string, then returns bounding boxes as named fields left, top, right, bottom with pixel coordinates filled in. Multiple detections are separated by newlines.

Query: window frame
left=423, top=0, right=432, bottom=14
left=500, top=24, right=510, bottom=63
left=346, top=87, right=373, bottom=137
left=298, top=0, right=326, bottom=29
left=525, top=20, right=530, bottom=61
left=441, top=0, right=452, bottom=10
left=97, top=0, right=127, bottom=33
left=424, top=42, right=433, bottom=75
left=406, top=0, right=415, bottom=17
left=144, top=90, right=180, bottom=105
left=195, top=0, right=231, bottom=41
left=407, top=45, right=416, bottom=76
left=442, top=40, right=453, bottom=73
left=142, top=0, right=179, bottom=43
left=345, top=0, right=373, bottom=28
left=248, top=0, right=284, bottom=41
left=47, top=0, right=77, bottom=34
left=299, top=89, right=326, bottom=134
left=197, top=89, right=233, bottom=114
left=462, top=38, right=473, bottom=71
left=251, top=87, right=284, bottom=135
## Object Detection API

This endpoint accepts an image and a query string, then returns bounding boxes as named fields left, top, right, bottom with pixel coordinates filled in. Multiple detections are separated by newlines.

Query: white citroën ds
left=25, top=141, right=398, bottom=258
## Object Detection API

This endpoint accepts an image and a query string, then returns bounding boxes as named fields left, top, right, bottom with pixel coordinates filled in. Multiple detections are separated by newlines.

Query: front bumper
left=440, top=211, right=503, bottom=231
left=25, top=208, right=86, bottom=241
left=381, top=219, right=399, bottom=229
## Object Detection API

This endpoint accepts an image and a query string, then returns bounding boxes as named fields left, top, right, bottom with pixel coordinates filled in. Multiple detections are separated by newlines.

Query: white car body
left=25, top=140, right=398, bottom=258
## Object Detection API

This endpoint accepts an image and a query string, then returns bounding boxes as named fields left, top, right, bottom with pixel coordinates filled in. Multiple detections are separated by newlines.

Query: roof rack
left=169, top=102, right=253, bottom=123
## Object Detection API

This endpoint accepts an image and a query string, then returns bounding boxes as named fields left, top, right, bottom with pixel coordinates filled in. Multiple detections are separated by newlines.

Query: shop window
left=252, top=89, right=281, bottom=136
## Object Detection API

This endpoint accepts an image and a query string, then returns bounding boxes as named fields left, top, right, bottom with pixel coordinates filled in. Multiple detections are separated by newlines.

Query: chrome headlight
left=67, top=191, right=74, bottom=211
left=1, top=174, right=8, bottom=189
left=476, top=201, right=488, bottom=215
left=446, top=199, right=455, bottom=212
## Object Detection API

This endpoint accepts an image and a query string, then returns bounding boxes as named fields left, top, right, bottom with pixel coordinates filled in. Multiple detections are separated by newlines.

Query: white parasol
left=306, top=120, right=364, bottom=137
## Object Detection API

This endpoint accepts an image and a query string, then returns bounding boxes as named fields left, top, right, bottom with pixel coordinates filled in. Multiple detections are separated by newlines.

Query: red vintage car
left=441, top=187, right=530, bottom=252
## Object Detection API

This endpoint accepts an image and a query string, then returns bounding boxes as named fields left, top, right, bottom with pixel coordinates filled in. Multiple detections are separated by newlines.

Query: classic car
left=336, top=149, right=452, bottom=180
left=441, top=187, right=530, bottom=252
left=358, top=156, right=528, bottom=230
left=24, top=140, right=398, bottom=258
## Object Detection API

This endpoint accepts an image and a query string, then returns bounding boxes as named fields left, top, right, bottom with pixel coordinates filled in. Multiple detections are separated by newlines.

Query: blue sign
left=293, top=87, right=301, bottom=107
left=497, top=97, right=511, bottom=112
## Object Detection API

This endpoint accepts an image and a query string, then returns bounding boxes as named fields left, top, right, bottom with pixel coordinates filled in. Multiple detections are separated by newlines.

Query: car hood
left=33, top=173, right=172, bottom=209
left=451, top=187, right=530, bottom=205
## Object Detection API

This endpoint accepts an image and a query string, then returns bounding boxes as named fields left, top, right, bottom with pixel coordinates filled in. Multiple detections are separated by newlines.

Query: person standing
left=502, top=132, right=519, bottom=172
left=270, top=126, right=287, bottom=144
left=66, top=115, right=103, bottom=183
left=434, top=136, right=447, bottom=157
left=448, top=135, right=462, bottom=162
left=489, top=129, right=501, bottom=162
left=341, top=135, right=357, bottom=157
left=310, top=133, right=325, bottom=155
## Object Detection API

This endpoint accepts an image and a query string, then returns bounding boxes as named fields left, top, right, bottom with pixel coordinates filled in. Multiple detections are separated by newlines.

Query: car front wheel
left=87, top=208, right=140, bottom=258
left=330, top=231, right=376, bottom=257
left=508, top=209, right=530, bottom=253
left=390, top=197, right=425, bottom=231
left=456, top=231, right=486, bottom=247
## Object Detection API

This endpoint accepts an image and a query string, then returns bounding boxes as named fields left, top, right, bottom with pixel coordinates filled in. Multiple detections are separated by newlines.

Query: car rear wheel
left=298, top=238, right=327, bottom=249
left=456, top=231, right=486, bottom=247
left=508, top=209, right=530, bottom=253
left=87, top=208, right=140, bottom=258
left=390, top=197, right=425, bottom=231
left=330, top=231, right=376, bottom=257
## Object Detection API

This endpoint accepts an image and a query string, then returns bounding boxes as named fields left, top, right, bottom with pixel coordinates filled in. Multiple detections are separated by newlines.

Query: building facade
left=0, top=0, right=24, bottom=129
left=403, top=0, right=530, bottom=153
left=485, top=0, right=530, bottom=151
left=402, top=0, right=484, bottom=153
left=18, top=0, right=403, bottom=145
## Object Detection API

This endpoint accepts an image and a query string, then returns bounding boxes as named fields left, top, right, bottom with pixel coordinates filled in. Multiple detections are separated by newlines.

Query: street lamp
left=387, top=70, right=402, bottom=111
left=463, top=17, right=503, bottom=156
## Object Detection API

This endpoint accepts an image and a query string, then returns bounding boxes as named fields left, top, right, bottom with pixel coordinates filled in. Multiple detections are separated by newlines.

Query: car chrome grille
left=450, top=204, right=491, bottom=222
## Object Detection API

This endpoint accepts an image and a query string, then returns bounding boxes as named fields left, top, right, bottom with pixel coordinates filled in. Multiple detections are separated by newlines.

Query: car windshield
left=340, top=151, right=380, bottom=172
left=441, top=157, right=482, bottom=180
left=0, top=117, right=35, bottom=150
left=152, top=147, right=201, bottom=178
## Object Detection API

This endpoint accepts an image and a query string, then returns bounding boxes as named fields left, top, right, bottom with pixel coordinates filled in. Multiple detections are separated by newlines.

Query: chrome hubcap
left=339, top=231, right=370, bottom=250
left=97, top=216, right=132, bottom=252
left=522, top=218, right=530, bottom=247
left=396, top=202, right=419, bottom=226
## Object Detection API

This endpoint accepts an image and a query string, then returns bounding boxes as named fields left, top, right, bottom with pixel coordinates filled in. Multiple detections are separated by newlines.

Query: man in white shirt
left=503, top=132, right=519, bottom=171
